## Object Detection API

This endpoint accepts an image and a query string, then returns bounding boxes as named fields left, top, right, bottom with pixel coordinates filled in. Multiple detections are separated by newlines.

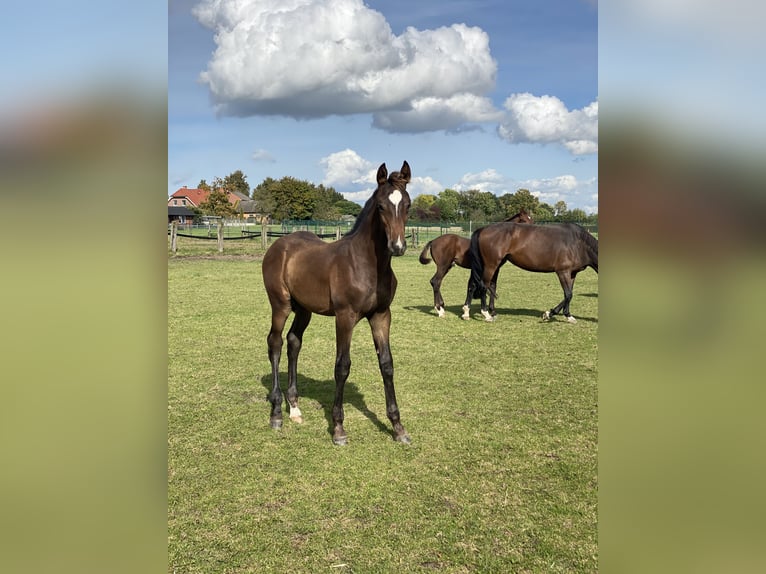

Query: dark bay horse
left=463, top=222, right=598, bottom=322
left=262, top=161, right=412, bottom=446
left=419, top=209, right=533, bottom=317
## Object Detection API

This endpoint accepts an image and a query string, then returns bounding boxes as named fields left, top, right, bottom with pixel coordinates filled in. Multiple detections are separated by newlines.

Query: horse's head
left=375, top=161, right=412, bottom=256
left=508, top=208, right=534, bottom=224
left=518, top=209, right=533, bottom=224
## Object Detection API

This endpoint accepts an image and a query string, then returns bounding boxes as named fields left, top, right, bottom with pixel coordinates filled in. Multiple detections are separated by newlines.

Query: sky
left=169, top=0, right=598, bottom=213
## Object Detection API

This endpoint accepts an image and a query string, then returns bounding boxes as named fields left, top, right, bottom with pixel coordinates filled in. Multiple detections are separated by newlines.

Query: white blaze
left=389, top=189, right=404, bottom=249
left=388, top=189, right=402, bottom=215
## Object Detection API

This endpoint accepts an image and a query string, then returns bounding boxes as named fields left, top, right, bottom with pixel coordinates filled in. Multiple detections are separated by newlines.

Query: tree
left=509, top=189, right=539, bottom=216
left=554, top=200, right=568, bottom=217
left=198, top=177, right=238, bottom=218
left=197, top=179, right=210, bottom=191
left=224, top=170, right=250, bottom=197
left=335, top=199, right=362, bottom=217
left=565, top=208, right=588, bottom=222
left=535, top=203, right=555, bottom=221
left=435, top=188, right=460, bottom=221
left=312, top=184, right=344, bottom=220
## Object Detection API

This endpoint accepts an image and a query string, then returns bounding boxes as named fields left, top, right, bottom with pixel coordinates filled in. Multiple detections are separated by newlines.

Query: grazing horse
left=262, top=161, right=412, bottom=446
left=463, top=222, right=598, bottom=322
left=419, top=210, right=533, bottom=317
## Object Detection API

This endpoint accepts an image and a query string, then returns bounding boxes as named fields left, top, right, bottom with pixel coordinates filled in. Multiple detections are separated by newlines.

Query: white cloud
left=451, top=169, right=598, bottom=213
left=454, top=169, right=507, bottom=194
left=193, top=0, right=497, bottom=132
left=252, top=148, right=275, bottom=163
left=498, top=93, right=598, bottom=155
left=372, top=94, right=503, bottom=133
left=520, top=175, right=598, bottom=213
left=409, top=175, right=444, bottom=198
left=319, top=148, right=440, bottom=202
left=319, top=149, right=375, bottom=187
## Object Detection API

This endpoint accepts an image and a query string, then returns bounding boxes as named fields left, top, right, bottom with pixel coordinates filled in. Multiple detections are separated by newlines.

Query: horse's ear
left=400, top=161, right=411, bottom=183
left=376, top=163, right=388, bottom=185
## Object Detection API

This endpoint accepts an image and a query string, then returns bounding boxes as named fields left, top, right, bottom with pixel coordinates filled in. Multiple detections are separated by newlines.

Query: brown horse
left=419, top=210, right=533, bottom=317
left=262, top=161, right=412, bottom=446
left=463, top=222, right=598, bottom=322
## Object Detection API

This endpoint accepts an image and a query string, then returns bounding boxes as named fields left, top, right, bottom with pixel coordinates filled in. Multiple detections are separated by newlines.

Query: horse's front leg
left=543, top=270, right=577, bottom=323
left=369, top=309, right=410, bottom=444
left=331, top=311, right=357, bottom=446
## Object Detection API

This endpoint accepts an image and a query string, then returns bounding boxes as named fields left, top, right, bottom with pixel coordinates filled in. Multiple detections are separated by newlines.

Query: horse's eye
left=378, top=204, right=385, bottom=212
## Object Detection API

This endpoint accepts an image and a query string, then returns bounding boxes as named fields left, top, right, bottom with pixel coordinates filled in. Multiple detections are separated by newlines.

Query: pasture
left=168, top=245, right=598, bottom=572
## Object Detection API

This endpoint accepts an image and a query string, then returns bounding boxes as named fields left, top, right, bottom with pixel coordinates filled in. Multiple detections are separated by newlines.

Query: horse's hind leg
left=331, top=311, right=356, bottom=446
left=544, top=270, right=576, bottom=323
left=430, top=265, right=448, bottom=317
left=267, top=303, right=290, bottom=429
left=286, top=306, right=312, bottom=424
left=480, top=265, right=500, bottom=322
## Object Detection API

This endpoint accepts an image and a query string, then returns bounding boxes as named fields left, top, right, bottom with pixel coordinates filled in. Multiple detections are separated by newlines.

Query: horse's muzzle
left=389, top=240, right=407, bottom=256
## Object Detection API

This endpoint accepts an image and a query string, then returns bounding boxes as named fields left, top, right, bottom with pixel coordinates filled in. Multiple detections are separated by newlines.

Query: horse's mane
left=574, top=224, right=598, bottom=252
left=573, top=224, right=599, bottom=267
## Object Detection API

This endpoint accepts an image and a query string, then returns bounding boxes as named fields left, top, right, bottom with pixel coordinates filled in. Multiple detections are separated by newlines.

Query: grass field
left=168, top=242, right=598, bottom=573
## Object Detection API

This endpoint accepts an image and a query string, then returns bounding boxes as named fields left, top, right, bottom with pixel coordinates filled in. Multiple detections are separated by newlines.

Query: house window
left=173, top=199, right=178, bottom=205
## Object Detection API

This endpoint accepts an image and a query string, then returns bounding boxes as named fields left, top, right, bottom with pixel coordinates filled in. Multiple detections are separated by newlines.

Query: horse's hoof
left=481, top=310, right=494, bottom=322
left=290, top=415, right=303, bottom=424
left=542, top=311, right=551, bottom=321
left=436, top=307, right=445, bottom=318
left=270, top=418, right=283, bottom=430
left=395, top=433, right=412, bottom=445
left=333, top=435, right=348, bottom=446
left=567, top=316, right=577, bottom=324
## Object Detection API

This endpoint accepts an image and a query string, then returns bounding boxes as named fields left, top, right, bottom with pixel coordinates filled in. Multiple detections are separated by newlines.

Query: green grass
left=168, top=246, right=598, bottom=573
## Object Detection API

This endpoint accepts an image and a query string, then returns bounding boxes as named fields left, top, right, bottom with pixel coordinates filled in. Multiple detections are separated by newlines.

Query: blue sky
left=169, top=0, right=598, bottom=213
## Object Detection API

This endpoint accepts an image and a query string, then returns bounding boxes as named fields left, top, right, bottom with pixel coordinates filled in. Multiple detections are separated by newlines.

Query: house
left=168, top=186, right=267, bottom=222
left=168, top=205, right=196, bottom=225
left=168, top=186, right=243, bottom=209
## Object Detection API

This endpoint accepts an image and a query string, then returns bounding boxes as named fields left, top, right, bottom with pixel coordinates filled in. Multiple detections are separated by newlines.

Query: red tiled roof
left=168, top=187, right=243, bottom=208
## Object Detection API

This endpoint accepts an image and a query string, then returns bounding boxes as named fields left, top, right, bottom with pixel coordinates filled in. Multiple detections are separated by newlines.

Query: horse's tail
left=419, top=240, right=434, bottom=264
left=469, top=228, right=486, bottom=300
left=580, top=227, right=599, bottom=273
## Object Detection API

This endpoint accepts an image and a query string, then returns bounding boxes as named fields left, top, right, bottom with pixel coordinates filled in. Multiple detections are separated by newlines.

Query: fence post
left=217, top=219, right=224, bottom=253
left=336, top=226, right=341, bottom=241
left=170, top=221, right=178, bottom=255
left=261, top=220, right=267, bottom=250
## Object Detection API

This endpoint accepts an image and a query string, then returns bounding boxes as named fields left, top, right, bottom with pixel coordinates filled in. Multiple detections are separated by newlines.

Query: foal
left=262, top=161, right=412, bottom=445
left=418, top=209, right=533, bottom=316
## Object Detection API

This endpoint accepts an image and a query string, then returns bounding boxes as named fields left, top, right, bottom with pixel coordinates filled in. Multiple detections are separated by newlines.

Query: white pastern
left=436, top=306, right=445, bottom=318
left=289, top=406, right=303, bottom=422
left=542, top=311, right=551, bottom=321
left=461, top=305, right=470, bottom=320
left=567, top=316, right=577, bottom=324
left=481, top=309, right=494, bottom=322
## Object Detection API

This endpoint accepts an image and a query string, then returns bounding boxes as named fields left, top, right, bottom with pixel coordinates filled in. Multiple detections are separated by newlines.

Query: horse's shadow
left=403, top=304, right=598, bottom=323
left=259, top=374, right=390, bottom=439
